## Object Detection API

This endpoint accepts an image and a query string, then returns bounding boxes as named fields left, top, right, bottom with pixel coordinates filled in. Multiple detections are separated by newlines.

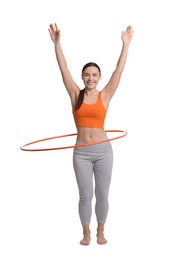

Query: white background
left=0, top=0, right=171, bottom=259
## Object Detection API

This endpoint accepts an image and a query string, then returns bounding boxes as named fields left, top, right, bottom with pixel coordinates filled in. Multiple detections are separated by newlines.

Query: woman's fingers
left=49, top=23, right=59, bottom=33
left=126, top=25, right=132, bottom=34
left=55, top=23, right=58, bottom=31
left=49, top=24, right=54, bottom=32
left=48, top=23, right=60, bottom=43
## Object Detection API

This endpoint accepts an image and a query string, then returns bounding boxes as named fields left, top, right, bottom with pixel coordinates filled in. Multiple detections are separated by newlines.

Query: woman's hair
left=82, top=62, right=101, bottom=75
left=75, top=62, right=101, bottom=111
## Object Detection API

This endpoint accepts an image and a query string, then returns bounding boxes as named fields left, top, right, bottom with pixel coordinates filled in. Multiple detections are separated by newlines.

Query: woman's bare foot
left=80, top=234, right=91, bottom=245
left=80, top=225, right=91, bottom=246
left=96, top=233, right=107, bottom=245
left=97, top=223, right=107, bottom=245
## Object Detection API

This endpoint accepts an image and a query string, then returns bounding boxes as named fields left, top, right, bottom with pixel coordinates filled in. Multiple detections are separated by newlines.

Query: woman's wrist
left=122, top=42, right=130, bottom=48
left=54, top=40, right=60, bottom=47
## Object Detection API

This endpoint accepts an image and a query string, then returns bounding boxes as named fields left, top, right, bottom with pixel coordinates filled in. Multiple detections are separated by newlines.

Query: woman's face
left=82, top=66, right=101, bottom=90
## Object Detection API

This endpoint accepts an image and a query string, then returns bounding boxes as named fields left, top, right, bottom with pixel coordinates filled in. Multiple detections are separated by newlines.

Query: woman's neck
left=84, top=88, right=99, bottom=97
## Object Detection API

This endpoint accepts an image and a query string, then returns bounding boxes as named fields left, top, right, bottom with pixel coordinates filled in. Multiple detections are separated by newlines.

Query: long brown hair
left=75, top=88, right=85, bottom=110
left=75, top=62, right=101, bottom=110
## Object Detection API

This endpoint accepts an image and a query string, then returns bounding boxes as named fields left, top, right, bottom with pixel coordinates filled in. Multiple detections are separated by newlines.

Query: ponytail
left=75, top=88, right=85, bottom=110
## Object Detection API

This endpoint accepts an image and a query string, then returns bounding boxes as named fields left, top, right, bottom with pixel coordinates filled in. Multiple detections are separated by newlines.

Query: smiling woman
left=82, top=62, right=101, bottom=90
left=48, top=22, right=133, bottom=245
left=75, top=62, right=101, bottom=110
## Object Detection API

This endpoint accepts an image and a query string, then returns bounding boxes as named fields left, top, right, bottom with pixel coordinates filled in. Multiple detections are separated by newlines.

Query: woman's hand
left=48, top=23, right=61, bottom=44
left=121, top=25, right=133, bottom=44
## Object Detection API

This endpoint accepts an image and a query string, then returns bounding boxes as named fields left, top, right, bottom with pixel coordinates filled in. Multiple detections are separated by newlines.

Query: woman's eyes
left=84, top=74, right=98, bottom=77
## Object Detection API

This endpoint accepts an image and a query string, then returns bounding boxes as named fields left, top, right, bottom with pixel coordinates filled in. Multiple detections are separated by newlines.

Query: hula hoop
left=20, top=130, right=127, bottom=152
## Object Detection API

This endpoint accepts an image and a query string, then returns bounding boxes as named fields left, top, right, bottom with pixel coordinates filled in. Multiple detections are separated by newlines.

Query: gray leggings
left=73, top=137, right=113, bottom=225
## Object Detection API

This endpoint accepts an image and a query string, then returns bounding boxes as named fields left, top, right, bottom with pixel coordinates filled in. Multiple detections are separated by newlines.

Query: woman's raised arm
left=48, top=23, right=80, bottom=99
left=102, top=25, right=133, bottom=101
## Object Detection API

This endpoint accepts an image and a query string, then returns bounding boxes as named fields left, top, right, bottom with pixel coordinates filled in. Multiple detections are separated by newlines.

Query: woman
left=48, top=23, right=133, bottom=245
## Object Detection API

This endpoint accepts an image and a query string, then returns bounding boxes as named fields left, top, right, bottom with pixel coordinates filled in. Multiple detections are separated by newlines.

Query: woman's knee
left=79, top=190, right=93, bottom=204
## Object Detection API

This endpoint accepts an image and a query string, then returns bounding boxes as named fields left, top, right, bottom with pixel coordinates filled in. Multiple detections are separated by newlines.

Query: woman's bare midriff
left=77, top=127, right=107, bottom=143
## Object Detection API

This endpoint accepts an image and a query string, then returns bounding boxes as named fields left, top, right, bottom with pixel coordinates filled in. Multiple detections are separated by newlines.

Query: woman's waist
left=76, top=127, right=106, bottom=143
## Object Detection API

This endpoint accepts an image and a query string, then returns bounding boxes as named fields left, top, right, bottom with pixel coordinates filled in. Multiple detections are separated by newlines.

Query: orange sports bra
left=73, top=92, right=106, bottom=128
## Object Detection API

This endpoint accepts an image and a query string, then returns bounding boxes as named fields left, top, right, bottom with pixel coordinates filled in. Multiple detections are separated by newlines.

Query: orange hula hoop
left=20, top=130, right=127, bottom=152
